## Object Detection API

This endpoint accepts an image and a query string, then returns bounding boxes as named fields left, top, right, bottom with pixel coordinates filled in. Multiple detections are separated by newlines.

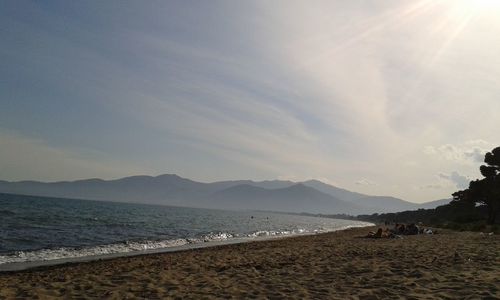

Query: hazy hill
left=302, top=179, right=366, bottom=202
left=301, top=180, right=419, bottom=213
left=416, top=198, right=451, bottom=209
left=208, top=183, right=360, bottom=214
left=349, top=195, right=418, bottom=214
left=206, top=179, right=295, bottom=192
left=0, top=174, right=446, bottom=215
left=0, top=174, right=211, bottom=207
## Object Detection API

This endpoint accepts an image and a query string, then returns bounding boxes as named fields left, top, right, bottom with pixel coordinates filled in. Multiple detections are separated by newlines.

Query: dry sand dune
left=1, top=226, right=499, bottom=299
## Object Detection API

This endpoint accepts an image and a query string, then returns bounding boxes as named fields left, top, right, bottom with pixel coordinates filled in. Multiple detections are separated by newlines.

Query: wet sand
left=1, top=226, right=499, bottom=299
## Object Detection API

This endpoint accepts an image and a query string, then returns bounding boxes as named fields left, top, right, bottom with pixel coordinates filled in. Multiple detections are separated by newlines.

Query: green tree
left=452, top=146, right=500, bottom=224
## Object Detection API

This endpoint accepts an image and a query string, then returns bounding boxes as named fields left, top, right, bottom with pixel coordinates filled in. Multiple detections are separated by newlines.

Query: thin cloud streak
left=1, top=1, right=499, bottom=202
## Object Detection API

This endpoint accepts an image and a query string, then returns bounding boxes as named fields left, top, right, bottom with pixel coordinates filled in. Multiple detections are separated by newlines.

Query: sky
left=1, top=0, right=499, bottom=203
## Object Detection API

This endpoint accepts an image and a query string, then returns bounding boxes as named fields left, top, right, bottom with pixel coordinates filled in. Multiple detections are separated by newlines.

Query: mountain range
left=0, top=174, right=450, bottom=215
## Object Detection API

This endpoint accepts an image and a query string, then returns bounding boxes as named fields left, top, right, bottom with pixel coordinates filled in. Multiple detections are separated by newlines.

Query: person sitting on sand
left=382, top=228, right=395, bottom=238
left=389, top=224, right=398, bottom=234
left=406, top=223, right=419, bottom=235
left=366, top=228, right=383, bottom=238
left=396, top=224, right=406, bottom=235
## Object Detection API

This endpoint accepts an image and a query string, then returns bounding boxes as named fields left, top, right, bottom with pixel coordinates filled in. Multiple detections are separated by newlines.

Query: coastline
left=1, top=226, right=499, bottom=299
left=0, top=223, right=373, bottom=272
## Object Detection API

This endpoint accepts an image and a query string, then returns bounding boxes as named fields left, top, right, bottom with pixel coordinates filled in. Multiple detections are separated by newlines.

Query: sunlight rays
left=393, top=0, right=488, bottom=114
left=294, top=0, right=495, bottom=75
left=294, top=0, right=440, bottom=72
left=471, top=0, right=500, bottom=9
left=426, top=0, right=490, bottom=67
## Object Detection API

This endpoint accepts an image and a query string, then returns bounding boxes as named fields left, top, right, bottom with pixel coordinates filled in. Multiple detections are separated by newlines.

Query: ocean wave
left=0, top=228, right=321, bottom=265
left=0, top=223, right=373, bottom=266
left=0, top=209, right=16, bottom=216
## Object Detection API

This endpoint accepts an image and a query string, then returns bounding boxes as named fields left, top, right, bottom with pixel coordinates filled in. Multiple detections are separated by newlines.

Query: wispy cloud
left=1, top=1, right=499, bottom=202
left=438, top=171, right=471, bottom=189
left=0, top=130, right=151, bottom=181
left=424, top=140, right=493, bottom=164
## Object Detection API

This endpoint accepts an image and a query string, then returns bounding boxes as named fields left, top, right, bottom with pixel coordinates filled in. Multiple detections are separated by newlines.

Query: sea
left=0, top=193, right=372, bottom=271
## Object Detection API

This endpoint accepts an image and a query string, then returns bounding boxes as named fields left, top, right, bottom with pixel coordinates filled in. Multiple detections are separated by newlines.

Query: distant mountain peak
left=0, top=174, right=448, bottom=215
left=156, top=174, right=182, bottom=179
left=224, top=183, right=264, bottom=190
left=303, top=179, right=323, bottom=184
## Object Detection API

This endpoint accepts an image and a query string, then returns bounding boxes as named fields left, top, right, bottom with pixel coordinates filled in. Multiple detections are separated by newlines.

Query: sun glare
left=475, top=0, right=500, bottom=8
left=462, top=0, right=500, bottom=10
left=446, top=0, right=500, bottom=15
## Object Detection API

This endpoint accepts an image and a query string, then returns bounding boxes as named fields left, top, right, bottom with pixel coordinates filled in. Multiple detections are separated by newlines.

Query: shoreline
left=1, top=226, right=499, bottom=299
left=0, top=223, right=373, bottom=273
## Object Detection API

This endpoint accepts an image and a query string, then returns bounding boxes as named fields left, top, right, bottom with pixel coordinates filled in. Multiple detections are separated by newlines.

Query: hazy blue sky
left=1, top=0, right=499, bottom=202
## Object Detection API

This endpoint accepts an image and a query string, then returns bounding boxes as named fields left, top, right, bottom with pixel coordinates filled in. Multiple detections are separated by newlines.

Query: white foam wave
left=0, top=238, right=189, bottom=265
left=0, top=223, right=373, bottom=266
left=246, top=228, right=309, bottom=237
left=0, top=230, right=253, bottom=265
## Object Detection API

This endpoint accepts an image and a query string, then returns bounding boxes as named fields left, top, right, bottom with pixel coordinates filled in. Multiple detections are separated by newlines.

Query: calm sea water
left=0, top=193, right=371, bottom=267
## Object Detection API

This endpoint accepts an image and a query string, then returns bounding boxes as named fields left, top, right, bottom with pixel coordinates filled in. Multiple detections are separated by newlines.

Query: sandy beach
left=0, top=226, right=499, bottom=299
